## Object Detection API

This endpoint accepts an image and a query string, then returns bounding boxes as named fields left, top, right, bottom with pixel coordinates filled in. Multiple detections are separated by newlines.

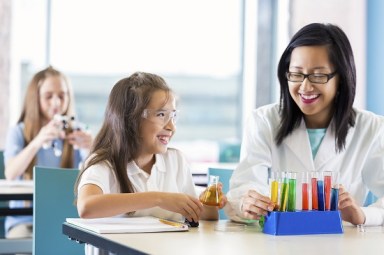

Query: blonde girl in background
left=4, top=66, right=93, bottom=238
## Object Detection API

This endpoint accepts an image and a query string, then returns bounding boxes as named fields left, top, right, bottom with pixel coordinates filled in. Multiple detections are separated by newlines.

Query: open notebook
left=66, top=216, right=188, bottom=234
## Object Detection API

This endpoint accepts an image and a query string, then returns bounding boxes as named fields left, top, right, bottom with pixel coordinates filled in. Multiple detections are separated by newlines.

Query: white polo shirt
left=78, top=148, right=198, bottom=222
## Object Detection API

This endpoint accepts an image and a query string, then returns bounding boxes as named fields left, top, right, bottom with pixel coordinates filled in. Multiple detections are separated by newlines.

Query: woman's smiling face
left=288, top=45, right=339, bottom=128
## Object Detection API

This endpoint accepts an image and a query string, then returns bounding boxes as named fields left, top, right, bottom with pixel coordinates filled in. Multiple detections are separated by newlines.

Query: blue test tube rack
left=262, top=210, right=343, bottom=235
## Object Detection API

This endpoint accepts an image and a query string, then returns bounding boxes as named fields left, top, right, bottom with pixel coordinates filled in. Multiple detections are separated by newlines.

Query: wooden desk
left=63, top=220, right=384, bottom=255
left=0, top=180, right=33, bottom=216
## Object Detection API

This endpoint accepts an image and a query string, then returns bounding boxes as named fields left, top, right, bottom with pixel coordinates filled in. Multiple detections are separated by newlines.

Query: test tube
left=279, top=172, right=289, bottom=212
left=301, top=172, right=310, bottom=211
left=269, top=172, right=279, bottom=211
left=287, top=172, right=297, bottom=212
left=317, top=174, right=325, bottom=211
left=324, top=171, right=332, bottom=211
left=330, top=172, right=340, bottom=211
left=311, top=172, right=318, bottom=210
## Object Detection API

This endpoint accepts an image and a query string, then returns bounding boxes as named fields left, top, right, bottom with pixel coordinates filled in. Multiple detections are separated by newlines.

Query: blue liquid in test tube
left=317, top=180, right=325, bottom=211
left=330, top=188, right=339, bottom=211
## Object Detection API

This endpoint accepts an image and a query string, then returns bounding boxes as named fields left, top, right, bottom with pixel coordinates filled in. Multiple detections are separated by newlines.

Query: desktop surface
left=63, top=219, right=384, bottom=255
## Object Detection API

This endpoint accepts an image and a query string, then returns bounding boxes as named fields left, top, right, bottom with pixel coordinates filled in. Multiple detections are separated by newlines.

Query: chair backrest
left=0, top=150, right=5, bottom=179
left=33, top=166, right=84, bottom=255
left=208, top=167, right=234, bottom=219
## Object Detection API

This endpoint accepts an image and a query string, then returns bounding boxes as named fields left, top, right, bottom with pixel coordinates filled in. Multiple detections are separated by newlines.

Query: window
left=11, top=0, right=278, bottom=163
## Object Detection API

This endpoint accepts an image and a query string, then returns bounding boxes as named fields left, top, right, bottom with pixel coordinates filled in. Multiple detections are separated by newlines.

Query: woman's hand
left=66, top=130, right=93, bottom=150
left=241, top=189, right=274, bottom=220
left=158, top=193, right=204, bottom=223
left=338, top=185, right=366, bottom=225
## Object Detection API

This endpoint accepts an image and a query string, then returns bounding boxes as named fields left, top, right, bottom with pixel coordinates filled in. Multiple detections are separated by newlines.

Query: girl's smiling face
left=139, top=89, right=177, bottom=158
left=288, top=45, right=339, bottom=128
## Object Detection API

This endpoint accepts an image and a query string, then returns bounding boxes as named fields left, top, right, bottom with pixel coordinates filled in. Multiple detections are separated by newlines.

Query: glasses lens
left=143, top=110, right=178, bottom=125
left=287, top=73, right=304, bottom=82
left=308, top=74, right=327, bottom=83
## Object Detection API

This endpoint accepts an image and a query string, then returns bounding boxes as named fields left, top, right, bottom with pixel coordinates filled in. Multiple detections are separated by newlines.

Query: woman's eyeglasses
left=286, top=71, right=337, bottom=84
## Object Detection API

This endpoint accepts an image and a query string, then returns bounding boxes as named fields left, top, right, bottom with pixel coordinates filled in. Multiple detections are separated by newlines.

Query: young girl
left=4, top=66, right=92, bottom=238
left=227, top=23, right=384, bottom=226
left=75, top=72, right=226, bottom=254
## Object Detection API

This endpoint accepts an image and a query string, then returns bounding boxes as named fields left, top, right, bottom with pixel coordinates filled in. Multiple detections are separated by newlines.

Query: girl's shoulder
left=8, top=122, right=24, bottom=134
left=161, top=147, right=184, bottom=161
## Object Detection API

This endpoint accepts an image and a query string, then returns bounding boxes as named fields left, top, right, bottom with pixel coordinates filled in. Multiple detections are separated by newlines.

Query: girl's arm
left=5, top=121, right=62, bottom=180
left=77, top=184, right=204, bottom=222
left=5, top=138, right=41, bottom=180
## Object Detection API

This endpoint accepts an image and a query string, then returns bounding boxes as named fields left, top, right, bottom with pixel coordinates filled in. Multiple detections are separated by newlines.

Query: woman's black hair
left=276, top=23, right=356, bottom=152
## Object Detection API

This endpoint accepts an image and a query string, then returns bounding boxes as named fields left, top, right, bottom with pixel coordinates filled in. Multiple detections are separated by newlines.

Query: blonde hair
left=19, top=66, right=76, bottom=179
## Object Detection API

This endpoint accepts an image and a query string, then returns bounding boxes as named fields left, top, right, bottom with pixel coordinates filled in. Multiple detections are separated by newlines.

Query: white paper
left=66, top=216, right=188, bottom=234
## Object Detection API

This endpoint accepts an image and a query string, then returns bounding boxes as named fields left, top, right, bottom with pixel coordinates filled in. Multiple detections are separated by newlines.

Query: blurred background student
left=4, top=66, right=93, bottom=238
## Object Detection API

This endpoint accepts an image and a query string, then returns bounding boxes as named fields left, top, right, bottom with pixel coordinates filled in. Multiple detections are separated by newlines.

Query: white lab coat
left=227, top=103, right=384, bottom=226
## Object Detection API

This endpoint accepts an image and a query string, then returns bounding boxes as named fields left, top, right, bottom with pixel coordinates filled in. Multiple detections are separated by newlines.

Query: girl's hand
left=158, top=193, right=204, bottom=223
left=241, top=189, right=274, bottom=220
left=33, top=119, right=64, bottom=148
left=66, top=130, right=93, bottom=150
left=338, top=185, right=366, bottom=225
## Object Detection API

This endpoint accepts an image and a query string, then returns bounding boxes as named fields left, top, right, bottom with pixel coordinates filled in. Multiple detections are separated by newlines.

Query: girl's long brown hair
left=19, top=66, right=76, bottom=179
left=75, top=72, right=171, bottom=195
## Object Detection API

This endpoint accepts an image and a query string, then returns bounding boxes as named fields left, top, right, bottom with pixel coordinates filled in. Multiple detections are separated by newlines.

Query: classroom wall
left=0, top=0, right=11, bottom=149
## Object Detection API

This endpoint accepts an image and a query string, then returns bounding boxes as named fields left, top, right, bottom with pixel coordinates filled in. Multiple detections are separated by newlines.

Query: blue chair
left=208, top=167, right=234, bottom=220
left=0, top=150, right=4, bottom=179
left=33, top=166, right=84, bottom=255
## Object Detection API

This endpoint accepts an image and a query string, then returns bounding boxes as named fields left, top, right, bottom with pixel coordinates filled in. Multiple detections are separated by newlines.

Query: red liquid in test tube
left=324, top=172, right=332, bottom=211
left=302, top=183, right=309, bottom=210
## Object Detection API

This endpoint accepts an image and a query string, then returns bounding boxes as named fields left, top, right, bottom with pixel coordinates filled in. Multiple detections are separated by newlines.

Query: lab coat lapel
left=314, top=122, right=354, bottom=169
left=283, top=121, right=314, bottom=171
left=313, top=126, right=337, bottom=169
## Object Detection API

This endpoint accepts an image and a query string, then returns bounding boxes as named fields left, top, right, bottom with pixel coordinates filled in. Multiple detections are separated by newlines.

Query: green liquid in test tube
left=279, top=173, right=289, bottom=212
left=287, top=172, right=297, bottom=212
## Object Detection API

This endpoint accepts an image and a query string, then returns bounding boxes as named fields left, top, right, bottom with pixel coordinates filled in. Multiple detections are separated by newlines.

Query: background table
left=0, top=180, right=33, bottom=216
left=63, top=219, right=384, bottom=255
